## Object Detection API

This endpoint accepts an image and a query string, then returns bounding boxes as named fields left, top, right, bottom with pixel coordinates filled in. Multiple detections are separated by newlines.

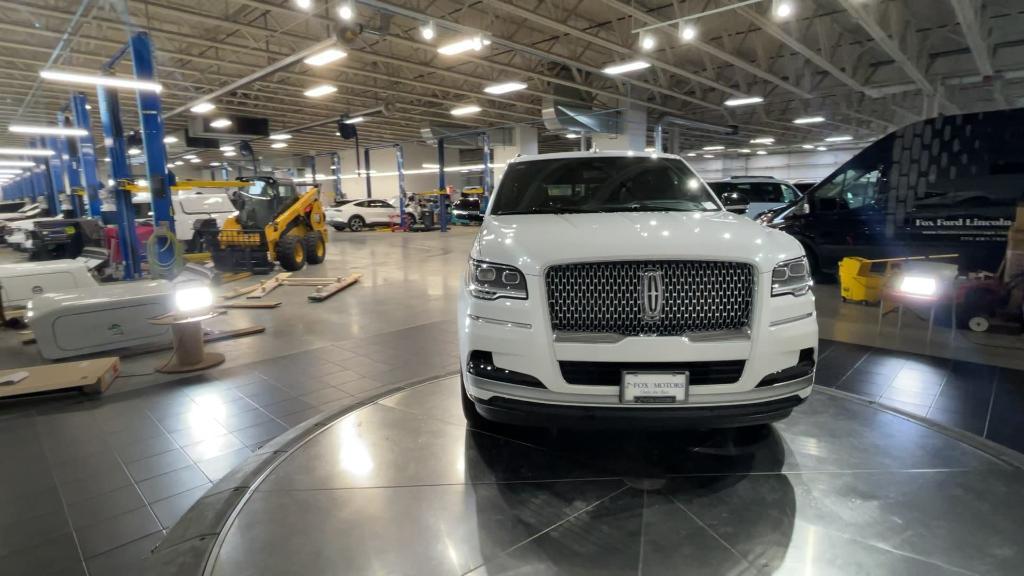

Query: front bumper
left=458, top=269, right=818, bottom=427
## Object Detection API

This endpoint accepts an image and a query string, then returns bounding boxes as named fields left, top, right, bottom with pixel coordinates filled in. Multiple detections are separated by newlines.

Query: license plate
left=621, top=371, right=688, bottom=404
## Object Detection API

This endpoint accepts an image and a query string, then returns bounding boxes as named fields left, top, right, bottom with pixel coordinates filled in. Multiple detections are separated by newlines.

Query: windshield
left=490, top=156, right=719, bottom=215
left=453, top=198, right=480, bottom=210
left=179, top=195, right=236, bottom=214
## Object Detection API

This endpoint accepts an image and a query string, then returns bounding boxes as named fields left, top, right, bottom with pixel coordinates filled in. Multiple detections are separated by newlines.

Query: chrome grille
left=546, top=261, right=755, bottom=336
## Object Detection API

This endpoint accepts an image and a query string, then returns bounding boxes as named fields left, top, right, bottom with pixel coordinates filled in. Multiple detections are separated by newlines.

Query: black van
left=765, top=108, right=1024, bottom=273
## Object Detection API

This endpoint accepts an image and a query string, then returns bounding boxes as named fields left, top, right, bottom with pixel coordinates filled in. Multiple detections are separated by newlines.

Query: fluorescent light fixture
left=0, top=161, right=34, bottom=167
left=210, top=118, right=232, bottom=128
left=338, top=2, right=354, bottom=20
left=210, top=162, right=221, bottom=166
left=725, top=96, right=765, bottom=107
left=166, top=164, right=174, bottom=169
left=816, top=146, right=828, bottom=151
left=128, top=147, right=142, bottom=155
left=899, top=275, right=937, bottom=297
left=190, top=158, right=201, bottom=163
left=451, top=105, right=482, bottom=116
left=438, top=36, right=486, bottom=56
left=271, top=142, right=288, bottom=149
left=163, top=136, right=178, bottom=144
left=183, top=154, right=197, bottom=159
left=220, top=145, right=234, bottom=151
left=0, top=169, right=25, bottom=174
left=640, top=34, right=656, bottom=52
left=603, top=60, right=650, bottom=74
left=773, top=0, right=794, bottom=19
left=223, top=151, right=236, bottom=157
left=190, top=102, right=216, bottom=114
left=422, top=163, right=440, bottom=169
left=702, top=145, right=725, bottom=151
left=294, top=0, right=311, bottom=9
left=737, top=149, right=751, bottom=153
left=174, top=161, right=184, bottom=166
left=686, top=153, right=697, bottom=157
left=174, top=285, right=214, bottom=313
left=483, top=81, right=527, bottom=95
left=39, top=69, right=162, bottom=93
left=702, top=154, right=715, bottom=158
left=801, top=144, right=815, bottom=149
left=420, top=22, right=435, bottom=41
left=793, top=116, right=826, bottom=124
left=104, top=158, right=111, bottom=162
left=756, top=150, right=768, bottom=155
left=303, top=47, right=346, bottom=66
left=0, top=148, right=54, bottom=156
left=342, top=116, right=364, bottom=124
left=565, top=133, right=581, bottom=139
left=303, top=84, right=337, bottom=98
left=9, top=124, right=88, bottom=136
left=85, top=103, right=92, bottom=109
left=750, top=137, right=775, bottom=144
left=269, top=133, right=292, bottom=140
left=825, top=135, right=853, bottom=142
left=680, top=23, right=697, bottom=41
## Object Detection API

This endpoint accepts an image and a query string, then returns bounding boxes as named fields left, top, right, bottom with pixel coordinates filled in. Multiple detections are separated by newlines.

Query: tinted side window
left=354, top=200, right=370, bottom=208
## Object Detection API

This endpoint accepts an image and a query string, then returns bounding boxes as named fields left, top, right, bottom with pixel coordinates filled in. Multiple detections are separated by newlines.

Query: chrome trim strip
left=683, top=328, right=751, bottom=343
left=553, top=327, right=751, bottom=344
left=553, top=332, right=626, bottom=344
left=769, top=312, right=814, bottom=327
left=468, top=314, right=532, bottom=330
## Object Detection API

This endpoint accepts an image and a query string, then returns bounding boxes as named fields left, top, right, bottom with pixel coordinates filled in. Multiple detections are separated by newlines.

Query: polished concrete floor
left=1, top=226, right=1023, bottom=575
left=196, top=375, right=1024, bottom=576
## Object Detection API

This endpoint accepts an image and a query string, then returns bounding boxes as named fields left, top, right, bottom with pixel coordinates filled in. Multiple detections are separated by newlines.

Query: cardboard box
left=1015, top=204, right=1024, bottom=230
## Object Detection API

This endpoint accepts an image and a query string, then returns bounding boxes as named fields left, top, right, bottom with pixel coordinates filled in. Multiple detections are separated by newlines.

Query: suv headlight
left=772, top=256, right=812, bottom=297
left=468, top=259, right=528, bottom=300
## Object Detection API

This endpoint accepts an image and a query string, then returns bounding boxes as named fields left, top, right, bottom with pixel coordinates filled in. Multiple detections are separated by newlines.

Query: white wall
left=685, top=149, right=859, bottom=181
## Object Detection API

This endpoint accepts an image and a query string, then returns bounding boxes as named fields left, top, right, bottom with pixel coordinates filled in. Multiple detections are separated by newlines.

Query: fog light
left=174, top=285, right=213, bottom=313
left=898, top=276, right=937, bottom=298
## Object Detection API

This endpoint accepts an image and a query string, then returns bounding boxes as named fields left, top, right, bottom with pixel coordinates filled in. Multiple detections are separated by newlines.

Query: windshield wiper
left=611, top=204, right=697, bottom=212
left=497, top=207, right=602, bottom=215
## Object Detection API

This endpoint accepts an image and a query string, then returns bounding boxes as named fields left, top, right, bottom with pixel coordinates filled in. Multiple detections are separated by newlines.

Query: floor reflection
left=465, top=424, right=795, bottom=574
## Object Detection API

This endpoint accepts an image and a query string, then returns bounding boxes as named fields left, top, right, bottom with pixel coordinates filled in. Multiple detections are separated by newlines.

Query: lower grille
left=546, top=260, right=755, bottom=337
left=559, top=360, right=746, bottom=386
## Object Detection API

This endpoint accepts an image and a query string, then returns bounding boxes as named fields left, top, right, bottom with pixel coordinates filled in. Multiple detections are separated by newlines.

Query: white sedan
left=325, top=199, right=413, bottom=232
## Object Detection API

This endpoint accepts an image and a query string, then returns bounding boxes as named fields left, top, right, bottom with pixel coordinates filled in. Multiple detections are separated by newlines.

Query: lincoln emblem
left=641, top=269, right=665, bottom=321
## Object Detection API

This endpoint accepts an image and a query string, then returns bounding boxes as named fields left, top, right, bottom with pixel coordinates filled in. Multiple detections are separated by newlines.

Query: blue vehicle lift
left=71, top=92, right=103, bottom=217
left=94, top=32, right=175, bottom=279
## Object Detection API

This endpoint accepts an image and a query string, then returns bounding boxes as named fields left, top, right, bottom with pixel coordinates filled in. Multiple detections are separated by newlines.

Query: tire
left=276, top=234, right=306, bottom=271
left=405, top=212, right=416, bottom=227
left=304, top=231, right=326, bottom=265
left=460, top=374, right=493, bottom=430
left=348, top=215, right=365, bottom=232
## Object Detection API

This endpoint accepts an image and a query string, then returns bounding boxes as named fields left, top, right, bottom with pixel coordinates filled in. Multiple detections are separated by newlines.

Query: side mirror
left=721, top=192, right=750, bottom=215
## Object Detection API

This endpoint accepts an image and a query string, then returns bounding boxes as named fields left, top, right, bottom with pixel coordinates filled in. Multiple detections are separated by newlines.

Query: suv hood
left=472, top=211, right=804, bottom=275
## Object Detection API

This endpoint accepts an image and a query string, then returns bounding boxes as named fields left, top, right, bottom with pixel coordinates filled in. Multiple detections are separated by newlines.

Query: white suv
left=458, top=152, right=817, bottom=429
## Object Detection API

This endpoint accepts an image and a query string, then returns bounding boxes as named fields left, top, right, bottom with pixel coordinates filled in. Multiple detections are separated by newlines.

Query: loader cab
left=234, top=177, right=300, bottom=229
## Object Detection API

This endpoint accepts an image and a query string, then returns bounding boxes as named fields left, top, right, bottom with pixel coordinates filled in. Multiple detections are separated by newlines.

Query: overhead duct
left=541, top=83, right=619, bottom=135
left=653, top=115, right=738, bottom=152
left=420, top=126, right=513, bottom=149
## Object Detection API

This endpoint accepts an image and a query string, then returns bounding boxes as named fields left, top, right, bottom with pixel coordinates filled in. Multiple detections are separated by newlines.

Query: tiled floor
left=0, top=321, right=459, bottom=576
left=815, top=339, right=1024, bottom=453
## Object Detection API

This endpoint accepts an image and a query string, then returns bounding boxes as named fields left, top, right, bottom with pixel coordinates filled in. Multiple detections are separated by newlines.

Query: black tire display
left=304, top=231, right=326, bottom=265
left=276, top=234, right=306, bottom=271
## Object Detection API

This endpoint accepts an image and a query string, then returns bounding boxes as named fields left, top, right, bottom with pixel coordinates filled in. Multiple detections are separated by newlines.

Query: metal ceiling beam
left=477, top=0, right=743, bottom=97
left=949, top=0, right=994, bottom=76
left=736, top=6, right=881, bottom=97
left=836, top=0, right=935, bottom=96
